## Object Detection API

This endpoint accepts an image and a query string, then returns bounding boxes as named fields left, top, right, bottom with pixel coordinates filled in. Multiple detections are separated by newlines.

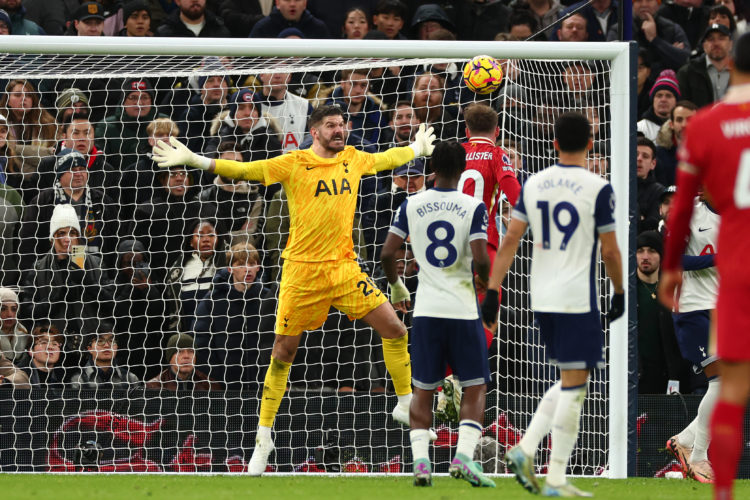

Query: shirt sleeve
left=470, top=202, right=489, bottom=242
left=499, top=171, right=521, bottom=206
left=371, top=146, right=416, bottom=173
left=511, top=184, right=528, bottom=222
left=214, top=153, right=294, bottom=185
left=594, top=183, right=616, bottom=233
left=388, top=198, right=410, bottom=239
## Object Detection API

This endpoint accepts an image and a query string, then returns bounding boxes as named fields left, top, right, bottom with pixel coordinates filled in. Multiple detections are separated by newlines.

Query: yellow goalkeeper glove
left=408, top=123, right=436, bottom=158
left=152, top=136, right=212, bottom=170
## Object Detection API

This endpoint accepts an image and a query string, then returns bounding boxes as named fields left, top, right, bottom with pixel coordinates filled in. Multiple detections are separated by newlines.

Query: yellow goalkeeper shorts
left=275, top=259, right=387, bottom=336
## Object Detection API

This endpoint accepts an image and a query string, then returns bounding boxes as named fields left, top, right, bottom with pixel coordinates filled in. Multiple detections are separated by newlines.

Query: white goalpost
left=0, top=36, right=632, bottom=477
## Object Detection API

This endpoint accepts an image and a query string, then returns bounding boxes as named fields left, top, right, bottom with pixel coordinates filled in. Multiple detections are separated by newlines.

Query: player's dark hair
left=734, top=31, right=750, bottom=73
left=670, top=100, right=698, bottom=120
left=464, top=103, right=498, bottom=134
left=554, top=111, right=591, bottom=152
left=637, top=136, right=656, bottom=158
left=431, top=141, right=466, bottom=179
left=309, top=105, right=345, bottom=129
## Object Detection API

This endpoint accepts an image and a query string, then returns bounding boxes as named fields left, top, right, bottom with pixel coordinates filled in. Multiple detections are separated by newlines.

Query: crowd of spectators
left=0, top=0, right=741, bottom=397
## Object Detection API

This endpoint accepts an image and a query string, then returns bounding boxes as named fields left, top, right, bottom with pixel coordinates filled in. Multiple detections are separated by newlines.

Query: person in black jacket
left=249, top=0, right=329, bottom=38
left=21, top=204, right=115, bottom=339
left=129, top=165, right=205, bottom=283
left=20, top=325, right=66, bottom=398
left=636, top=137, right=665, bottom=232
left=17, top=149, right=121, bottom=273
left=218, top=0, right=263, bottom=37
left=155, top=0, right=231, bottom=37
left=204, top=88, right=283, bottom=163
left=179, top=74, right=229, bottom=154
left=657, top=0, right=709, bottom=49
left=193, top=242, right=275, bottom=391
left=677, top=23, right=733, bottom=109
left=113, top=239, right=171, bottom=380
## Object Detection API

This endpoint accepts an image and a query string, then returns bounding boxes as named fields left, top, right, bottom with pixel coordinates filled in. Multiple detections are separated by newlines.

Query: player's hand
left=153, top=136, right=211, bottom=170
left=409, top=123, right=436, bottom=157
left=480, top=289, right=499, bottom=327
left=607, top=292, right=625, bottom=321
left=474, top=275, right=488, bottom=295
left=389, top=278, right=411, bottom=313
left=658, top=269, right=683, bottom=311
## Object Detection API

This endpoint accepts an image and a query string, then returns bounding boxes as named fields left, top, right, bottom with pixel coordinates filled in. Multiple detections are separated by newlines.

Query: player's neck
left=433, top=176, right=458, bottom=190
left=557, top=151, right=586, bottom=167
left=311, top=143, right=339, bottom=159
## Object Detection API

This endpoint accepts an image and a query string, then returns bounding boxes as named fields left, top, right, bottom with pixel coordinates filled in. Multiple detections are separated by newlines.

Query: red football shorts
left=715, top=281, right=750, bottom=362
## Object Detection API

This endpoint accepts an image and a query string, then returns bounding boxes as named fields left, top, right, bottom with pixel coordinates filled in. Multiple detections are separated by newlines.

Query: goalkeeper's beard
left=318, top=134, right=346, bottom=154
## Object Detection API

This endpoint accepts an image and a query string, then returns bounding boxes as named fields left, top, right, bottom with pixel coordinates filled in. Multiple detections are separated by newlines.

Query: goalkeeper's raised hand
left=389, top=278, right=411, bottom=313
left=152, top=136, right=212, bottom=171
left=409, top=123, right=436, bottom=158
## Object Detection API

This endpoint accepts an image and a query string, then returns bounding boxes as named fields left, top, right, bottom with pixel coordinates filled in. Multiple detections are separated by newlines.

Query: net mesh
left=0, top=52, right=615, bottom=474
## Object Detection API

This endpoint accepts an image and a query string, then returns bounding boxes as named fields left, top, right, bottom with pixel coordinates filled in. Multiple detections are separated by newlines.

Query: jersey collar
left=555, top=163, right=584, bottom=169
left=468, top=137, right=495, bottom=146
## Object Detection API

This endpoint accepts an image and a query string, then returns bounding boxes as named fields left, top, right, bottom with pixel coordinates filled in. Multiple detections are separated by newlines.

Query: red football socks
left=709, top=400, right=746, bottom=500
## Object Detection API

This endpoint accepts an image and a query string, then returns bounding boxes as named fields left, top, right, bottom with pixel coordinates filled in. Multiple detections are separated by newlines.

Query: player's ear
left=494, top=126, right=500, bottom=139
left=586, top=138, right=593, bottom=151
left=553, top=138, right=560, bottom=152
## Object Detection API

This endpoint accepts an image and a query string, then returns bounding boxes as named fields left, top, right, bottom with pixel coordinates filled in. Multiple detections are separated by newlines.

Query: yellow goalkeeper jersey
left=213, top=145, right=415, bottom=262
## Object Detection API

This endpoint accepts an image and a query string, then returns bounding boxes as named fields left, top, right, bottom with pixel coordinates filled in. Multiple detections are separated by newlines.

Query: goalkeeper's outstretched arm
left=152, top=136, right=268, bottom=183
left=371, top=123, right=436, bottom=173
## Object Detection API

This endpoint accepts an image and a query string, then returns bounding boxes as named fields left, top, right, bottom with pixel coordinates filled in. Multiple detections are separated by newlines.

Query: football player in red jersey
left=434, top=103, right=521, bottom=422
left=659, top=31, right=750, bottom=500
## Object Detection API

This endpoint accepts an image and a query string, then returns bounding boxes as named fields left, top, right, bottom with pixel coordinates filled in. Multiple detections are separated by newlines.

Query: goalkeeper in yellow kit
left=153, top=105, right=436, bottom=475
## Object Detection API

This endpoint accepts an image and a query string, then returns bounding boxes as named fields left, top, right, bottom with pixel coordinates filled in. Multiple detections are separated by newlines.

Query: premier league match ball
left=463, top=55, right=504, bottom=94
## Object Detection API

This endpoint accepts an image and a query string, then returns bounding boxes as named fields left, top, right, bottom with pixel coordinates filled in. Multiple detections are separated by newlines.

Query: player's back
left=459, top=138, right=518, bottom=248
left=399, top=188, right=487, bottom=320
left=679, top=100, right=750, bottom=286
left=516, top=164, right=614, bottom=313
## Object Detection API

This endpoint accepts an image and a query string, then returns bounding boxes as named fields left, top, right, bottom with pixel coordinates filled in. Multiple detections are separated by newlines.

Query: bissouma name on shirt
left=415, top=201, right=468, bottom=218
left=537, top=176, right=583, bottom=195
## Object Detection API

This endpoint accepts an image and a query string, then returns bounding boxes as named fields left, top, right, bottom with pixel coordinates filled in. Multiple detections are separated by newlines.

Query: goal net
left=0, top=37, right=631, bottom=476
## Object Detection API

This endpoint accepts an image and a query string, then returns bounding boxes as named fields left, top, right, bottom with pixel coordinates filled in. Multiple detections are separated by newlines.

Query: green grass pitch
left=4, top=475, right=748, bottom=500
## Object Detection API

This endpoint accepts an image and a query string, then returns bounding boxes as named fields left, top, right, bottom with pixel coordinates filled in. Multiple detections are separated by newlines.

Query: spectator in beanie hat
left=180, top=72, right=230, bottom=154
left=119, top=0, right=152, bottom=37
left=637, top=69, right=680, bottom=141
left=0, top=8, right=12, bottom=34
left=95, top=77, right=168, bottom=171
left=54, top=88, right=90, bottom=124
left=146, top=332, right=222, bottom=391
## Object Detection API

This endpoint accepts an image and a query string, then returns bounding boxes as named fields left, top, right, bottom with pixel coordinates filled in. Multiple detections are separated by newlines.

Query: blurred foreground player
left=381, top=141, right=494, bottom=487
left=481, top=112, right=624, bottom=496
left=660, top=32, right=750, bottom=500
left=152, top=105, right=436, bottom=475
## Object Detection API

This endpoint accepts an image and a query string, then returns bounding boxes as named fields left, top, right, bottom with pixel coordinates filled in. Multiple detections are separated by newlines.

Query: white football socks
left=257, top=425, right=272, bottom=441
left=547, top=382, right=587, bottom=486
left=519, top=381, right=562, bottom=457
left=398, top=393, right=413, bottom=407
left=410, top=429, right=431, bottom=462
left=456, top=419, right=483, bottom=458
left=691, top=378, right=720, bottom=463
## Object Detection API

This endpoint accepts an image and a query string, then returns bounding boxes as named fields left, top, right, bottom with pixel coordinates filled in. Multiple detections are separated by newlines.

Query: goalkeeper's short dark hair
left=554, top=111, right=591, bottom=153
left=431, top=140, right=466, bottom=179
left=309, top=104, right=346, bottom=129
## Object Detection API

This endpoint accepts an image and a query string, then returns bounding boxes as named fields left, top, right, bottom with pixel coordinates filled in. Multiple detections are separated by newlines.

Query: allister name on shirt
left=466, top=151, right=494, bottom=161
left=415, top=201, right=469, bottom=219
left=537, top=176, right=584, bottom=195
left=720, top=117, right=750, bottom=138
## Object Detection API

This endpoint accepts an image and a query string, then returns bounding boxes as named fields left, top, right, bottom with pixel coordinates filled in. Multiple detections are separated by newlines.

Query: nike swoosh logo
left=698, top=227, right=711, bottom=232
left=306, top=167, right=315, bottom=170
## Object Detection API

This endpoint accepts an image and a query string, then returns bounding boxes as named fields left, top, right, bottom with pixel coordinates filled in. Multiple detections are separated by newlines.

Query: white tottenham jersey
left=390, top=188, right=488, bottom=319
left=678, top=201, right=719, bottom=313
left=260, top=92, right=310, bottom=152
left=514, top=164, right=616, bottom=313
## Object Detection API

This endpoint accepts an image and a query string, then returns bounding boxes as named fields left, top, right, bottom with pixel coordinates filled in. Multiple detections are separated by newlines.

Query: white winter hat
left=0, top=287, right=18, bottom=304
left=49, top=204, right=81, bottom=241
